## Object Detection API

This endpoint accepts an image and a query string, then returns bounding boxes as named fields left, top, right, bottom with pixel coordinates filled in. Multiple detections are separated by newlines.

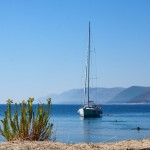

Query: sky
left=0, top=0, right=150, bottom=103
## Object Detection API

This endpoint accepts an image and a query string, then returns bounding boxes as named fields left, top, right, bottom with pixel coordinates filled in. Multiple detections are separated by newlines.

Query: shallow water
left=0, top=104, right=150, bottom=143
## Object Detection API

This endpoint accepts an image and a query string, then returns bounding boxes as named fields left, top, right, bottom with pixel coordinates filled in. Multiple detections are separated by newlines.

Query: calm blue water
left=0, top=104, right=150, bottom=143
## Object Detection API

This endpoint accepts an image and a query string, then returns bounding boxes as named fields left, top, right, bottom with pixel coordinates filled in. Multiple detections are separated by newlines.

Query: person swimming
left=137, top=127, right=141, bottom=131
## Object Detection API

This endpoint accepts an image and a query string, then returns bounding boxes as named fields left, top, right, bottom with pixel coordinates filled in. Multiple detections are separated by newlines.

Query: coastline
left=0, top=139, right=150, bottom=150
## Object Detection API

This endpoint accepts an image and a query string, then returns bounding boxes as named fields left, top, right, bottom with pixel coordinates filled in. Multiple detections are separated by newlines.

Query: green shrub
left=0, top=98, right=53, bottom=141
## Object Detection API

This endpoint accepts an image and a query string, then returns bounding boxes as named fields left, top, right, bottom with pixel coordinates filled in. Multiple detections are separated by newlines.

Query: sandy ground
left=0, top=139, right=150, bottom=150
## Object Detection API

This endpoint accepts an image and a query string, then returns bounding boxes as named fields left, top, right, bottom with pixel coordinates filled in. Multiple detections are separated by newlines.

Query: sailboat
left=78, top=22, right=102, bottom=117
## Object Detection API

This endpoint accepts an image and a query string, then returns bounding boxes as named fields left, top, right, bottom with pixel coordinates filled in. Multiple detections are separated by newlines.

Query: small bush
left=0, top=98, right=53, bottom=141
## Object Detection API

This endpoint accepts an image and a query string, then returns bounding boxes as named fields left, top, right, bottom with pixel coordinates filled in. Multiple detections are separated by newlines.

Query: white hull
left=78, top=106, right=102, bottom=117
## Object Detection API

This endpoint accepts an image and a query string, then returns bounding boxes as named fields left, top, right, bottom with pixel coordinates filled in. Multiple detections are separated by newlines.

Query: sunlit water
left=0, top=104, right=150, bottom=143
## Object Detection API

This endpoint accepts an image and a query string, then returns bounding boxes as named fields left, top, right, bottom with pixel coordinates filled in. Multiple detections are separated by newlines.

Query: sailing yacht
left=78, top=22, right=102, bottom=117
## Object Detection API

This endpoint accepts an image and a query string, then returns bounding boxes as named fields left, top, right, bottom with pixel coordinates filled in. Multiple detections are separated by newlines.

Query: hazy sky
left=0, top=0, right=150, bottom=103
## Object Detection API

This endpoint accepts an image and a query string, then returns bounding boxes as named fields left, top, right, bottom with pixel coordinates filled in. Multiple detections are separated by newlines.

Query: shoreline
left=0, top=139, right=150, bottom=150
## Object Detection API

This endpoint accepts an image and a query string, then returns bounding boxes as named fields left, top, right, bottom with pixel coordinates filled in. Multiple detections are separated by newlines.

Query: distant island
left=108, top=86, right=150, bottom=104
left=36, top=86, right=150, bottom=104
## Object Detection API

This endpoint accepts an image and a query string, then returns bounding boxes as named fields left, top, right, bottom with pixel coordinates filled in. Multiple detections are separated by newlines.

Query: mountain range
left=109, top=86, right=150, bottom=103
left=35, top=86, right=150, bottom=104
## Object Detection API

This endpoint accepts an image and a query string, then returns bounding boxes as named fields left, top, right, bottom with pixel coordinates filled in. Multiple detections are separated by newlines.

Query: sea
left=0, top=104, right=150, bottom=143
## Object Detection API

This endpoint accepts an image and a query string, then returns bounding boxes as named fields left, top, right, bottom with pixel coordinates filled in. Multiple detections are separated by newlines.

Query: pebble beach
left=0, top=139, right=150, bottom=150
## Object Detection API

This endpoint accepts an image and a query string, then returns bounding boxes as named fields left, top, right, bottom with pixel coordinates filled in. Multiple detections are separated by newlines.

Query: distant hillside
left=35, top=87, right=124, bottom=104
left=108, top=86, right=150, bottom=103
left=129, top=90, right=150, bottom=103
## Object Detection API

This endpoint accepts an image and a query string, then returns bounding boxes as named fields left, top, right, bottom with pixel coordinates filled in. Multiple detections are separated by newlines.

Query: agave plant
left=0, top=98, right=53, bottom=141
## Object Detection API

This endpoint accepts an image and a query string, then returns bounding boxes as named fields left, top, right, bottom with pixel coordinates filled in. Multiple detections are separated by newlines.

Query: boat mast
left=87, top=22, right=90, bottom=106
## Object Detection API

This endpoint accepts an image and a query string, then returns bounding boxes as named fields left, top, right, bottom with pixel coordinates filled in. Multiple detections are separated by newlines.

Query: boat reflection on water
left=79, top=117, right=103, bottom=143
